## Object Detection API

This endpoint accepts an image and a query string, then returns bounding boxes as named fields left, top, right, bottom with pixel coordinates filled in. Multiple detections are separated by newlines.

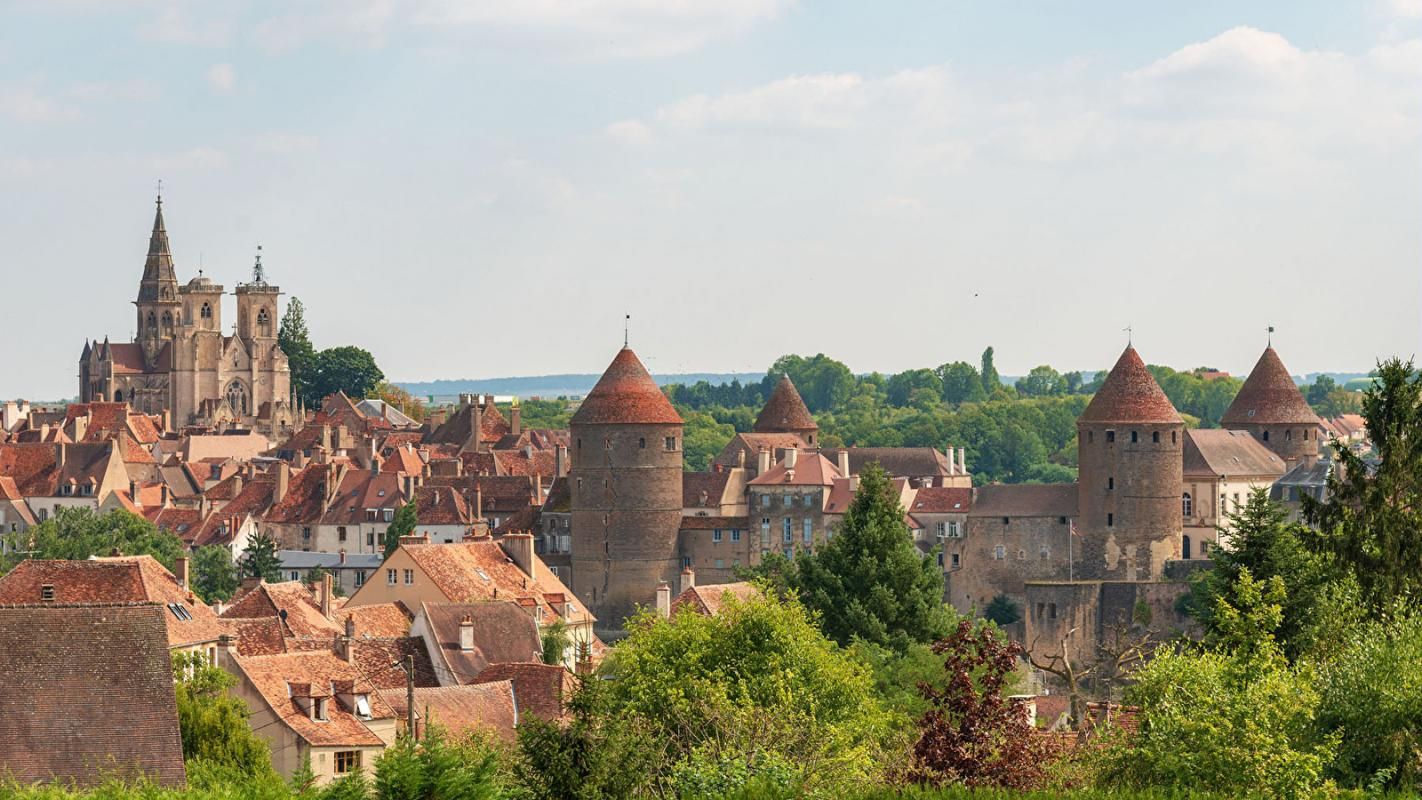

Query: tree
left=1027, top=618, right=1153, bottom=729
left=173, top=652, right=276, bottom=777
left=192, top=544, right=239, bottom=603
left=0, top=507, right=183, bottom=572
left=938, top=361, right=987, bottom=405
left=607, top=592, right=891, bottom=793
left=793, top=464, right=956, bottom=652
left=979, top=347, right=1001, bottom=395
left=516, top=675, right=660, bottom=800
left=1306, top=374, right=1338, bottom=406
left=1015, top=365, right=1065, bottom=397
left=680, top=410, right=736, bottom=472
left=279, top=297, right=317, bottom=406
left=373, top=723, right=506, bottom=800
left=765, top=354, right=855, bottom=412
left=908, top=620, right=1047, bottom=789
left=982, top=595, right=1021, bottom=626
left=240, top=532, right=283, bottom=582
left=540, top=619, right=570, bottom=666
left=887, top=369, right=942, bottom=407
left=311, top=346, right=385, bottom=403
left=373, top=381, right=426, bottom=423
left=384, top=498, right=417, bottom=561
left=1304, top=357, right=1422, bottom=612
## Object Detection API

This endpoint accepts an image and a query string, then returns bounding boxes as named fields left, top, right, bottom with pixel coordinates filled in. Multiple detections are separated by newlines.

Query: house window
left=949, top=521, right=961, bottom=537
left=993, top=545, right=1006, bottom=560
left=1262, top=430, right=1270, bottom=442
left=730, top=529, right=741, bottom=543
left=761, top=518, right=770, bottom=539
left=366, top=510, right=377, bottom=522
left=782, top=518, right=792, bottom=543
left=783, top=547, right=794, bottom=559
left=290, top=571, right=300, bottom=581
left=335, top=751, right=360, bottom=774
left=951, top=553, right=961, bottom=568
left=338, top=527, right=347, bottom=542
left=403, top=569, right=414, bottom=585
left=367, top=532, right=375, bottom=547
left=1049, top=603, right=1057, bottom=620
left=386, top=568, right=397, bottom=586
left=712, top=529, right=723, bottom=543
left=936, top=522, right=947, bottom=538
left=201, top=302, right=212, bottom=319
left=937, top=552, right=944, bottom=567
left=1016, top=548, right=1026, bottom=561
left=802, top=518, right=813, bottom=543
left=1182, top=493, right=1193, bottom=518
left=782, top=494, right=791, bottom=509
left=1220, top=494, right=1227, bottom=514
left=354, top=571, right=366, bottom=587
left=302, top=527, right=311, bottom=541
left=383, top=508, right=394, bottom=523
left=314, top=698, right=328, bottom=721
left=1285, top=429, right=1293, bottom=441
left=664, top=437, right=677, bottom=451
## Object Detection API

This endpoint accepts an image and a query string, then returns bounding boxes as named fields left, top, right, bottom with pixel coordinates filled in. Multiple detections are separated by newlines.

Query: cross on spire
left=1123, top=324, right=1133, bottom=346
left=155, top=179, right=163, bottom=204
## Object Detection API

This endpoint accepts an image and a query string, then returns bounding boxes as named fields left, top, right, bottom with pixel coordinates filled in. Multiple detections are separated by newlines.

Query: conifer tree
left=384, top=497, right=418, bottom=560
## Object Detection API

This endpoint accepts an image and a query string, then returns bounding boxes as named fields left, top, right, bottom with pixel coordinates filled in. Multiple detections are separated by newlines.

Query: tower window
left=1152, top=431, right=1160, bottom=443
left=1131, top=431, right=1139, bottom=443
left=1172, top=431, right=1177, bottom=444
left=1182, top=492, right=1192, bottom=518
left=201, top=303, right=212, bottom=319
left=1285, top=429, right=1292, bottom=441
left=1107, top=513, right=1114, bottom=527
left=256, top=307, right=271, bottom=337
left=1262, top=430, right=1270, bottom=442
left=1088, top=431, right=1093, bottom=443
left=664, top=437, right=677, bottom=451
left=638, top=437, right=646, bottom=449
left=1108, top=477, right=1114, bottom=490
left=1106, top=430, right=1116, bottom=443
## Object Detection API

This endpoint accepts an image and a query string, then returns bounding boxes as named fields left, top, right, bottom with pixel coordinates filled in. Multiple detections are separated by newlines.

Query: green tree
left=979, top=347, right=1000, bottom=395
left=372, top=381, right=426, bottom=423
left=608, top=591, right=891, bottom=793
left=384, top=498, right=417, bottom=561
left=0, top=507, right=183, bottom=572
left=793, top=464, right=956, bottom=652
left=311, top=346, right=385, bottom=403
left=516, top=675, right=659, bottom=800
left=680, top=410, right=736, bottom=472
left=1305, top=357, right=1422, bottom=612
left=938, top=361, right=987, bottom=405
left=1015, top=365, right=1065, bottom=397
left=766, top=354, right=855, bottom=412
left=240, top=532, right=283, bottom=582
left=192, top=544, right=239, bottom=603
left=982, top=594, right=1021, bottom=627
left=172, top=651, right=276, bottom=778
left=279, top=297, right=318, bottom=406
left=540, top=618, right=570, bottom=666
left=373, top=724, right=505, bottom=800
left=887, top=369, right=943, bottom=407
left=1306, top=374, right=1337, bottom=406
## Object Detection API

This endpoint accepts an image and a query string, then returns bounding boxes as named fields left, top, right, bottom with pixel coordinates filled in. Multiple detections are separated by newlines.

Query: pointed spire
left=754, top=374, right=818, bottom=434
left=1080, top=346, right=1182, bottom=424
left=138, top=192, right=178, bottom=301
left=571, top=347, right=682, bottom=426
left=1222, top=347, right=1319, bottom=426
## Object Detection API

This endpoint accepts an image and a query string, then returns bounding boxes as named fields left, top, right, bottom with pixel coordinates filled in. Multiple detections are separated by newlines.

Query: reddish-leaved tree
left=908, top=619, right=1047, bottom=789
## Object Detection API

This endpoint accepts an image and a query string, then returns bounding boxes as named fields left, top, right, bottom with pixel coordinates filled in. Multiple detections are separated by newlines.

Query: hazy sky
left=3, top=1, right=1419, bottom=400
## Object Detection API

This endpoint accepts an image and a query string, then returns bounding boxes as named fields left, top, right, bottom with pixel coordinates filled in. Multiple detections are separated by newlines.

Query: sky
left=2, top=0, right=1420, bottom=400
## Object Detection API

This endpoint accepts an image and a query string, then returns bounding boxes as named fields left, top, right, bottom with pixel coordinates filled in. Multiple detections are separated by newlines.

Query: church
left=79, top=194, right=296, bottom=437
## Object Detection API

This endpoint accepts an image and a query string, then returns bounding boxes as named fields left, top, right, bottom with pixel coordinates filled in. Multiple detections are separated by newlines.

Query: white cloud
left=1383, top=0, right=1422, bottom=19
left=206, top=63, right=236, bottom=93
left=0, top=85, right=81, bottom=123
left=605, top=119, right=653, bottom=146
left=144, top=146, right=229, bottom=171
left=251, top=132, right=320, bottom=154
left=139, top=5, right=234, bottom=46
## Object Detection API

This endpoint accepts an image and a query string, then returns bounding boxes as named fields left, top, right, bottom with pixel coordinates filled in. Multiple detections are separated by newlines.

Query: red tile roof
left=419, top=601, right=543, bottom=683
left=749, top=451, right=840, bottom=486
left=0, top=603, right=186, bottom=787
left=380, top=682, right=518, bottom=743
left=683, top=470, right=732, bottom=508
left=910, top=486, right=973, bottom=513
left=232, top=649, right=396, bottom=747
left=220, top=581, right=342, bottom=639
left=672, top=582, right=762, bottom=617
left=570, top=348, right=682, bottom=426
left=398, top=541, right=593, bottom=625
left=471, top=661, right=574, bottom=722
left=1079, top=347, right=1182, bottom=425
left=754, top=375, right=818, bottom=433
left=1221, top=347, right=1321, bottom=426
left=335, top=602, right=413, bottom=639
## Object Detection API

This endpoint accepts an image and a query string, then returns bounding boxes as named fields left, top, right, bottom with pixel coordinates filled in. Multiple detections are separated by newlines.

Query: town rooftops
left=231, top=649, right=396, bottom=748
left=418, top=601, right=543, bottom=683
left=1078, top=347, right=1182, bottom=425
left=394, top=541, right=594, bottom=626
left=749, top=451, right=841, bottom=486
left=754, top=375, right=818, bottom=434
left=570, top=348, right=682, bottom=426
left=379, top=681, right=519, bottom=742
left=221, top=580, right=342, bottom=639
left=471, top=661, right=575, bottom=722
left=1182, top=429, right=1287, bottom=478
left=910, top=486, right=973, bottom=513
left=1221, top=347, right=1321, bottom=427
left=0, top=603, right=186, bottom=787
left=816, top=447, right=954, bottom=479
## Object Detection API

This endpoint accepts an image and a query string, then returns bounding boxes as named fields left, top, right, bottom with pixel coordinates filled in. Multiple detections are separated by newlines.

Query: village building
left=409, top=601, right=543, bottom=686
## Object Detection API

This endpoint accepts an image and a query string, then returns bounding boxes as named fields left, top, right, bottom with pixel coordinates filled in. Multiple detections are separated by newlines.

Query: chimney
left=945, top=445, right=956, bottom=475
left=56, top=442, right=66, bottom=469
left=655, top=581, right=671, bottom=619
left=320, top=424, right=331, bottom=451
left=160, top=483, right=170, bottom=508
left=757, top=447, right=771, bottom=475
left=231, top=473, right=243, bottom=498
left=342, top=616, right=356, bottom=662
left=503, top=532, right=536, bottom=583
left=275, top=462, right=290, bottom=503
left=957, top=448, right=967, bottom=475
left=475, top=483, right=484, bottom=520
left=129, top=479, right=138, bottom=503
left=216, top=634, right=233, bottom=666
left=737, top=448, right=747, bottom=469
left=555, top=444, right=567, bottom=478
left=511, top=403, right=521, bottom=437
left=320, top=573, right=333, bottom=618
left=534, top=473, right=543, bottom=503
left=199, top=493, right=210, bottom=518
left=174, top=557, right=189, bottom=588
left=837, top=450, right=850, bottom=478
left=459, top=614, right=475, bottom=651
left=679, top=566, right=695, bottom=595
left=334, top=424, right=349, bottom=451
left=784, top=448, right=798, bottom=469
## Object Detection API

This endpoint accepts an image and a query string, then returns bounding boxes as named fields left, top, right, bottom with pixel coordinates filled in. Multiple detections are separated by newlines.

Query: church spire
left=138, top=190, right=179, bottom=299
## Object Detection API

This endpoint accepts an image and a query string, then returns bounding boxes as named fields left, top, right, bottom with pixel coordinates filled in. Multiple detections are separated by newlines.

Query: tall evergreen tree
left=793, top=463, right=956, bottom=652
left=240, top=532, right=283, bottom=582
left=384, top=497, right=418, bottom=560
left=980, top=347, right=1001, bottom=395
left=192, top=544, right=239, bottom=603
left=278, top=297, right=317, bottom=406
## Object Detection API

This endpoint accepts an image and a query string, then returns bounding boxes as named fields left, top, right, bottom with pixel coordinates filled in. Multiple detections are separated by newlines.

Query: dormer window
left=313, top=697, right=328, bottom=721
left=355, top=695, right=372, bottom=720
left=40, top=584, right=55, bottom=602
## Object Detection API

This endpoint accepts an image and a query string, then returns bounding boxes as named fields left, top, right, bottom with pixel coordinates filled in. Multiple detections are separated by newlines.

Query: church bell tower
left=134, top=192, right=182, bottom=368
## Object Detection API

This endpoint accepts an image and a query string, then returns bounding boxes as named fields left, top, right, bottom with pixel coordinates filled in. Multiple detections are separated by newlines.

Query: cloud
left=1383, top=0, right=1422, bottom=19
left=0, top=85, right=81, bottom=123
left=605, top=119, right=653, bottom=146
left=250, top=132, right=320, bottom=154
left=206, top=63, right=236, bottom=93
left=144, top=146, right=229, bottom=171
left=139, top=5, right=234, bottom=46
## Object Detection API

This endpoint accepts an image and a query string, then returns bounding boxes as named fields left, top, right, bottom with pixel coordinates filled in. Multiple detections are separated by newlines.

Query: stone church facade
left=79, top=195, right=295, bottom=437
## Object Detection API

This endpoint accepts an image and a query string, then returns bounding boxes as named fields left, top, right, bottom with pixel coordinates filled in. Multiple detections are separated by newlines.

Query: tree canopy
left=239, top=532, right=283, bottom=582
left=278, top=297, right=317, bottom=406
left=0, top=508, right=183, bottom=573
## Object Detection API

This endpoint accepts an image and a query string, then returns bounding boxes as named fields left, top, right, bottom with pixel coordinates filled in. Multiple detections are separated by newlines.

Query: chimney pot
left=837, top=450, right=850, bottom=478
left=679, top=566, right=695, bottom=594
left=459, top=614, right=475, bottom=651
left=655, top=581, right=672, bottom=619
left=174, top=557, right=189, bottom=588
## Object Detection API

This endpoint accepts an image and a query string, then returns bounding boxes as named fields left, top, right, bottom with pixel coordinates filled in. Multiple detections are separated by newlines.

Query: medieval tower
left=1075, top=346, right=1184, bottom=582
left=569, top=347, right=684, bottom=633
left=1221, top=347, right=1321, bottom=467
left=753, top=374, right=820, bottom=446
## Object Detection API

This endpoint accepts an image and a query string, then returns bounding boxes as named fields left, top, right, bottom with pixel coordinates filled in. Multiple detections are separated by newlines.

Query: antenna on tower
left=624, top=314, right=630, bottom=348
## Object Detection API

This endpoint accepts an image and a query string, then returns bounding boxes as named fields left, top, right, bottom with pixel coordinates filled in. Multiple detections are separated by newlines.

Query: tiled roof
left=678, top=515, right=749, bottom=530
left=285, top=636, right=438, bottom=691
left=0, top=603, right=186, bottom=787
left=493, top=449, right=558, bottom=479
left=910, top=486, right=973, bottom=513
left=220, top=581, right=342, bottom=639
left=1079, top=347, right=1182, bottom=425
left=711, top=433, right=808, bottom=468
left=683, top=471, right=731, bottom=508
left=262, top=464, right=335, bottom=524
left=754, top=375, right=818, bottom=433
left=233, top=650, right=396, bottom=747
left=672, top=582, right=762, bottom=617
left=968, top=483, right=1079, bottom=518
left=399, top=541, right=593, bottom=625
left=379, top=682, right=518, bottom=743
left=570, top=348, right=682, bottom=426
left=1221, top=347, right=1320, bottom=427
left=420, top=601, right=542, bottom=683
left=227, top=617, right=288, bottom=656
left=425, top=475, right=534, bottom=514
left=542, top=477, right=571, bottom=513
left=749, top=452, right=841, bottom=486
left=414, top=486, right=474, bottom=526
left=816, top=447, right=953, bottom=479
left=0, top=557, right=225, bottom=647
left=335, top=602, right=412, bottom=638
left=381, top=444, right=426, bottom=476
left=471, top=662, right=574, bottom=722
left=192, top=477, right=277, bottom=548
left=1182, top=429, right=1287, bottom=479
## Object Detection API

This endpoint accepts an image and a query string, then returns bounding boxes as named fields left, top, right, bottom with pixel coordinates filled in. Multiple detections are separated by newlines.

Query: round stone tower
left=1221, top=347, right=1321, bottom=467
left=569, top=347, right=684, bottom=633
left=753, top=374, right=819, bottom=446
left=1076, top=346, right=1184, bottom=582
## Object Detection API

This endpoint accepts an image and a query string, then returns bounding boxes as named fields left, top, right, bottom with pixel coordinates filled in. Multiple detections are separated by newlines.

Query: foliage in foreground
left=0, top=508, right=184, bottom=573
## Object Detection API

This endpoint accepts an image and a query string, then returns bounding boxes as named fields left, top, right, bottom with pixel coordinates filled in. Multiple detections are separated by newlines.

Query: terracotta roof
left=968, top=483, right=1079, bottom=518
left=335, top=602, right=413, bottom=639
left=749, top=451, right=840, bottom=486
left=220, top=581, right=341, bottom=639
left=493, top=449, right=558, bottom=479
left=420, top=601, right=542, bottom=683
left=1182, top=429, right=1287, bottom=478
left=816, top=447, right=953, bottom=479
left=910, top=486, right=973, bottom=513
left=397, top=541, right=593, bottom=625
left=227, top=616, right=288, bottom=656
left=413, top=485, right=474, bottom=526
left=570, top=348, right=682, bottom=426
left=381, top=444, right=426, bottom=475
left=379, top=682, right=518, bottom=743
left=1221, top=347, right=1320, bottom=426
left=0, top=603, right=186, bottom=787
left=471, top=661, right=574, bottom=722
left=0, top=557, right=225, bottom=647
left=683, top=471, right=732, bottom=508
left=425, top=475, right=535, bottom=514
left=672, top=582, right=762, bottom=617
left=711, top=432, right=809, bottom=469
left=1079, top=347, right=1182, bottom=425
left=284, top=636, right=438, bottom=691
left=754, top=375, right=818, bottom=433
left=232, top=649, right=396, bottom=747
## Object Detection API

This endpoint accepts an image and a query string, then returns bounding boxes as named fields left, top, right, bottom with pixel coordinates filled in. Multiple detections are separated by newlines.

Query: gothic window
left=146, top=312, right=156, bottom=332
left=161, top=311, right=173, bottom=335
left=225, top=380, right=249, bottom=416
left=256, top=308, right=271, bottom=337
left=201, top=303, right=212, bottom=319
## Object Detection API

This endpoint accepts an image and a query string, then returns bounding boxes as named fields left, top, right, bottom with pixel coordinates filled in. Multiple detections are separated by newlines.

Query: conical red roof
left=571, top=348, right=682, bottom=426
left=1079, top=347, right=1182, bottom=424
left=1222, top=347, right=1320, bottom=426
left=754, top=375, right=818, bottom=433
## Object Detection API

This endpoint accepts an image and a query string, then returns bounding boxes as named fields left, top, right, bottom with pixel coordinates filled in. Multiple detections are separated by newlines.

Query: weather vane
left=1267, top=325, right=1275, bottom=346
left=1123, top=324, right=1133, bottom=346
left=624, top=314, right=630, bottom=348
left=155, top=178, right=163, bottom=201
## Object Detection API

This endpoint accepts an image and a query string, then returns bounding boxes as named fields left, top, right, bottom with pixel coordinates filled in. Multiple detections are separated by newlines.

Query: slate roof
left=1182, top=429, right=1287, bottom=478
left=1221, top=347, right=1321, bottom=426
left=754, top=375, right=818, bottom=433
left=1079, top=347, right=1182, bottom=425
left=570, top=348, right=682, bottom=426
left=0, top=603, right=186, bottom=787
left=968, top=483, right=1079, bottom=518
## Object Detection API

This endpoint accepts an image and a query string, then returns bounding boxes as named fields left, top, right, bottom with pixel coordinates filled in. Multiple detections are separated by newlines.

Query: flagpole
left=1068, top=519, right=1074, bottom=582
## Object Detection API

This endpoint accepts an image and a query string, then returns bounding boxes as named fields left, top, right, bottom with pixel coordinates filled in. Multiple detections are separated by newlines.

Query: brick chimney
left=837, top=450, right=850, bottom=479
left=275, top=461, right=290, bottom=503
left=555, top=444, right=567, bottom=478
left=679, top=566, right=695, bottom=595
left=502, top=532, right=536, bottom=583
left=510, top=403, right=521, bottom=437
left=656, top=581, right=671, bottom=619
left=459, top=614, right=475, bottom=651
left=174, top=556, right=189, bottom=588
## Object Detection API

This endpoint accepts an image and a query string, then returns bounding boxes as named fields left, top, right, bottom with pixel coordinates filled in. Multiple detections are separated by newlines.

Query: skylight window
left=475, top=568, right=490, bottom=581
